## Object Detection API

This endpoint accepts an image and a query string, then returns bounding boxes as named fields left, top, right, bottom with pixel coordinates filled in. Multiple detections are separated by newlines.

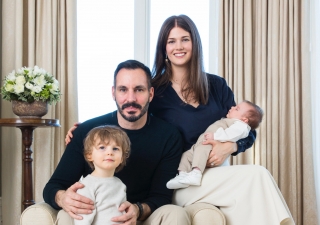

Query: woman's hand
left=111, top=201, right=138, bottom=225
left=65, top=122, right=81, bottom=145
left=203, top=140, right=237, bottom=167
left=55, top=182, right=95, bottom=220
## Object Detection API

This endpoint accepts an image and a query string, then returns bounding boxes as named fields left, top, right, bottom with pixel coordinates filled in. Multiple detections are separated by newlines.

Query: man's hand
left=111, top=201, right=138, bottom=225
left=55, top=182, right=94, bottom=220
left=203, top=140, right=237, bottom=167
left=65, top=122, right=81, bottom=145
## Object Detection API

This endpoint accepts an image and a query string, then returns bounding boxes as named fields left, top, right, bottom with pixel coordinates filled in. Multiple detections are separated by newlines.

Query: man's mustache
left=122, top=102, right=142, bottom=110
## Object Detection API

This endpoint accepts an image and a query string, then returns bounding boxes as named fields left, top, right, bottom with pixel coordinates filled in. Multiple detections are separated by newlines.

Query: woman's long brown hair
left=151, top=15, right=209, bottom=105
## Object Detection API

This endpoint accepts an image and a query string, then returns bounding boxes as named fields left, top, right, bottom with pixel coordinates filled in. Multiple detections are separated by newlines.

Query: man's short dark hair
left=114, top=60, right=152, bottom=88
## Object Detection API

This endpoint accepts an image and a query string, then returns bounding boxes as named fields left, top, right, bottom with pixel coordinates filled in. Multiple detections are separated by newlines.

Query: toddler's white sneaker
left=166, top=172, right=189, bottom=189
left=179, top=169, right=202, bottom=186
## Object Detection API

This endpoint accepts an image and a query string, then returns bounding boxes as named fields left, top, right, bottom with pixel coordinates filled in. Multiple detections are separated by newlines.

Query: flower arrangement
left=1, top=66, right=61, bottom=105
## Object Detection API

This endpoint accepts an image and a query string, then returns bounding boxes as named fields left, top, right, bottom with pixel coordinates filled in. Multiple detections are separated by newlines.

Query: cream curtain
left=218, top=0, right=318, bottom=225
left=1, top=0, right=78, bottom=224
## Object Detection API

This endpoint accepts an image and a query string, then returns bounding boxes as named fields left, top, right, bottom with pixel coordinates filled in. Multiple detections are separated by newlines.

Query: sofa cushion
left=184, top=202, right=226, bottom=225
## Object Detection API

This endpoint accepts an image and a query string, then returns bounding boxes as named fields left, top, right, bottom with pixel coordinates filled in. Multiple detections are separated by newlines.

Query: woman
left=66, top=15, right=294, bottom=225
left=149, top=14, right=255, bottom=164
left=149, top=15, right=294, bottom=225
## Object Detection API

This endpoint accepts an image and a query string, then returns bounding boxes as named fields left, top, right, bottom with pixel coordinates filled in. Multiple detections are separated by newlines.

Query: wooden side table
left=0, top=118, right=60, bottom=210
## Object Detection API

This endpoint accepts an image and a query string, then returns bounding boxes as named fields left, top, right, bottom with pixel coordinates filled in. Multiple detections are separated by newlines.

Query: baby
left=167, top=100, right=263, bottom=189
left=75, top=125, right=130, bottom=225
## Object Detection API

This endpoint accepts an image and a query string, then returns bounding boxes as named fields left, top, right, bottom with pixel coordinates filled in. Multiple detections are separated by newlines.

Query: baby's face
left=226, top=102, right=252, bottom=120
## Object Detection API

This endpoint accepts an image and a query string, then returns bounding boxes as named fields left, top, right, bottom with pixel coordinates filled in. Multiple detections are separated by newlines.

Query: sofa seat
left=20, top=202, right=226, bottom=225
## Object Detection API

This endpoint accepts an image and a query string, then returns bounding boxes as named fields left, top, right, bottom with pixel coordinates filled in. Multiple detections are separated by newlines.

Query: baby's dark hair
left=243, top=100, right=264, bottom=130
left=83, top=125, right=131, bottom=172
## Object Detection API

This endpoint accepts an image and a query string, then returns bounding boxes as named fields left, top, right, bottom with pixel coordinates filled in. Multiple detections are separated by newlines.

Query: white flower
left=14, top=84, right=25, bottom=94
left=40, top=68, right=47, bottom=74
left=16, top=68, right=24, bottom=74
left=31, top=85, right=42, bottom=93
left=28, top=69, right=36, bottom=78
left=33, top=66, right=47, bottom=76
left=15, top=76, right=26, bottom=85
left=33, top=75, right=46, bottom=87
left=23, top=67, right=32, bottom=75
left=25, top=82, right=34, bottom=90
left=33, top=66, right=42, bottom=75
left=50, top=83, right=59, bottom=94
left=7, top=70, right=16, bottom=81
left=5, top=83, right=14, bottom=92
left=1, top=65, right=61, bottom=104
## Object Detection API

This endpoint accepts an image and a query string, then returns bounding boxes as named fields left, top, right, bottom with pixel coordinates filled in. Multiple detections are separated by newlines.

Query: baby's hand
left=204, top=133, right=214, bottom=141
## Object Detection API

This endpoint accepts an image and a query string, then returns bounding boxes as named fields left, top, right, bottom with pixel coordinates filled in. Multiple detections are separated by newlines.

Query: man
left=43, top=60, right=191, bottom=224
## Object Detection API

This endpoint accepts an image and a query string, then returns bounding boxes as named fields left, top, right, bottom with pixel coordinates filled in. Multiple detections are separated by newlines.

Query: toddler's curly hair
left=83, top=125, right=131, bottom=172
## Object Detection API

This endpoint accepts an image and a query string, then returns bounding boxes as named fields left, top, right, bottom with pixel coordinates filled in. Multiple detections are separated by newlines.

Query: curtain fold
left=1, top=1, right=78, bottom=224
left=218, top=0, right=318, bottom=225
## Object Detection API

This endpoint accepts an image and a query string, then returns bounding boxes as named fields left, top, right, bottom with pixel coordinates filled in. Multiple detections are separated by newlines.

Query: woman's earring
left=165, top=54, right=168, bottom=62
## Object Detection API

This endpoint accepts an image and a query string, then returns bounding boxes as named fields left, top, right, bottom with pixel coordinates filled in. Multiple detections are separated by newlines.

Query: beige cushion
left=20, top=202, right=225, bottom=225
left=20, top=202, right=58, bottom=225
left=184, top=202, right=226, bottom=225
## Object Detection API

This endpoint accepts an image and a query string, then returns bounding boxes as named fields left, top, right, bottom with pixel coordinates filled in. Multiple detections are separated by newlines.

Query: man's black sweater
left=43, top=111, right=183, bottom=213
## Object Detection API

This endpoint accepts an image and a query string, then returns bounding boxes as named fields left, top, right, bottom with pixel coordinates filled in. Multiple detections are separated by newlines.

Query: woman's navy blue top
left=149, top=74, right=256, bottom=155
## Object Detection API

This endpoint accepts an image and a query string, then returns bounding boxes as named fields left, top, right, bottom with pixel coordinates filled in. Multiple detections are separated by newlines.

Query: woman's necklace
left=171, top=79, right=200, bottom=107
left=171, top=80, right=188, bottom=104
left=172, top=79, right=183, bottom=87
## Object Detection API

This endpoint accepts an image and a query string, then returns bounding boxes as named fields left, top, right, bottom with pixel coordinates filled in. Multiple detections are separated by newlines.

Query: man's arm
left=112, top=127, right=182, bottom=224
left=55, top=183, right=95, bottom=220
left=113, top=202, right=152, bottom=222
left=134, top=203, right=151, bottom=221
left=144, top=128, right=183, bottom=212
left=73, top=180, right=97, bottom=224
left=43, top=124, right=94, bottom=215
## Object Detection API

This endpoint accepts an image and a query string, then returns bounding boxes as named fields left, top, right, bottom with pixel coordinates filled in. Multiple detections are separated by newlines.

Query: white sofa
left=20, top=202, right=226, bottom=225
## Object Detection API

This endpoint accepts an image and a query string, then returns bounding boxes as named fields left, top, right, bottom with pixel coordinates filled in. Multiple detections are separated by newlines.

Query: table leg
left=19, top=127, right=35, bottom=210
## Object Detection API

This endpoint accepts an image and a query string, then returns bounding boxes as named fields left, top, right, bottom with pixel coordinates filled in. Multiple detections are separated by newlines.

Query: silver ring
left=211, top=163, right=214, bottom=167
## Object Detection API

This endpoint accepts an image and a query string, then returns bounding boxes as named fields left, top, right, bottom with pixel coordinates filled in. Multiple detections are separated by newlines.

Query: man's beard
left=116, top=100, right=149, bottom=122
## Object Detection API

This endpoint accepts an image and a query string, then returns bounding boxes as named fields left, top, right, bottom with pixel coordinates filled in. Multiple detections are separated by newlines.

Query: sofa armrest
left=20, top=202, right=58, bottom=225
left=184, top=202, right=226, bottom=225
